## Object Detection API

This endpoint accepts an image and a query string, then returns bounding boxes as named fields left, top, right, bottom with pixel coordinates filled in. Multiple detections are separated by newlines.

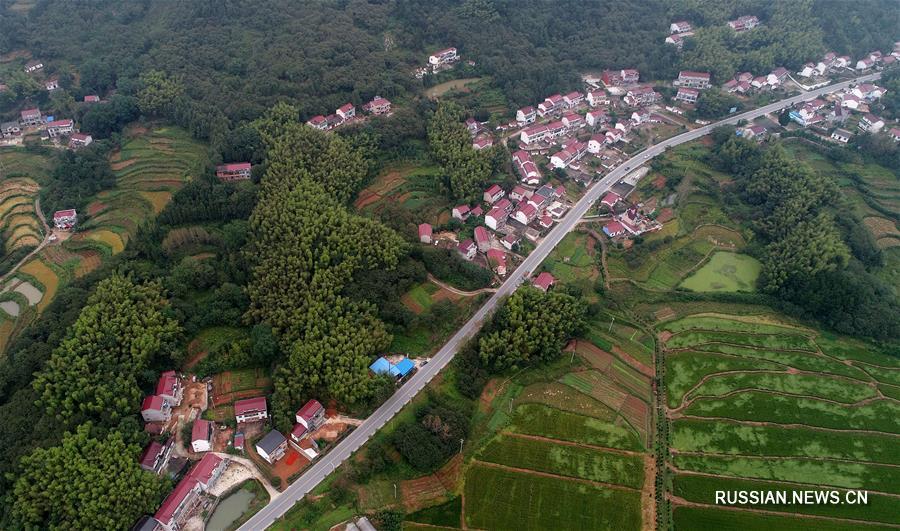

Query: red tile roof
left=191, top=419, right=211, bottom=443
left=602, top=192, right=620, bottom=206
left=296, top=399, right=323, bottom=422
left=418, top=223, right=432, bottom=238
left=155, top=370, right=178, bottom=396
left=217, top=162, right=251, bottom=172
left=486, top=184, right=502, bottom=196
left=46, top=119, right=73, bottom=127
left=140, top=441, right=164, bottom=469
left=474, top=226, right=490, bottom=244
left=458, top=239, right=475, bottom=252
left=84, top=95, right=100, bottom=102
left=53, top=209, right=76, bottom=219
left=141, top=395, right=165, bottom=412
left=533, top=272, right=555, bottom=291
left=191, top=453, right=223, bottom=485
left=338, top=103, right=354, bottom=114
left=291, top=423, right=308, bottom=440
left=234, top=397, right=266, bottom=416
left=679, top=70, right=710, bottom=79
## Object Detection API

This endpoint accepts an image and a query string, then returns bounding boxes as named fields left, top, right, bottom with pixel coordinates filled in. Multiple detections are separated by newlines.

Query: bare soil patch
left=110, top=159, right=137, bottom=171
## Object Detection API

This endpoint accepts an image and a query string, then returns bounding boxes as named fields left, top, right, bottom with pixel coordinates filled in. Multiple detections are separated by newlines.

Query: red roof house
left=418, top=223, right=433, bottom=244
left=191, top=419, right=212, bottom=453
left=486, top=249, right=507, bottom=276
left=53, top=209, right=77, bottom=230
left=532, top=272, right=555, bottom=292
left=295, top=399, right=325, bottom=430
left=215, top=162, right=251, bottom=182
left=474, top=226, right=491, bottom=252
left=234, top=397, right=267, bottom=423
left=483, top=184, right=505, bottom=204
left=84, top=95, right=100, bottom=103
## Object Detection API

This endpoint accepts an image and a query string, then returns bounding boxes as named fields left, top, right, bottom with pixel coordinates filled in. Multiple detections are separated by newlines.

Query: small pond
left=205, top=488, right=254, bottom=531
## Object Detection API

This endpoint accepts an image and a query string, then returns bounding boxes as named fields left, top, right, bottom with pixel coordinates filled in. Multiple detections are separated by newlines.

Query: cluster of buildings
left=728, top=15, right=760, bottom=32
left=306, top=96, right=392, bottom=132
left=798, top=51, right=852, bottom=80
left=415, top=47, right=460, bottom=78
left=147, top=453, right=228, bottom=531
left=1, top=106, right=93, bottom=149
left=140, top=370, right=184, bottom=425
left=52, top=209, right=77, bottom=230
left=665, top=21, right=694, bottom=50
left=370, top=356, right=417, bottom=379
left=600, top=192, right=662, bottom=239
left=215, top=162, right=252, bottom=182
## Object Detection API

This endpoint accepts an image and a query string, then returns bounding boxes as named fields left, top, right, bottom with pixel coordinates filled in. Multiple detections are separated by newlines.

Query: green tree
left=137, top=70, right=185, bottom=117
left=427, top=102, right=492, bottom=200
left=10, top=423, right=166, bottom=530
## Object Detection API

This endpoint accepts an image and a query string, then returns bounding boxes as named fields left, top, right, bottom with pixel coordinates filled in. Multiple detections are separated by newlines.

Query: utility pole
left=609, top=316, right=615, bottom=332
left=459, top=438, right=464, bottom=454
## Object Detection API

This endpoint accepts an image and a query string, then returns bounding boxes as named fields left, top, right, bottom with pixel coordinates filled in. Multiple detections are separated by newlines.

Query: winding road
left=239, top=72, right=881, bottom=530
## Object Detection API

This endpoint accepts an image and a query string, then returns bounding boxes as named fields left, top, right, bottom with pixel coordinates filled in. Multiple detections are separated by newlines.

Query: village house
left=798, top=62, right=816, bottom=78
left=665, top=32, right=692, bottom=49
left=306, top=115, right=328, bottom=130
left=510, top=185, right=530, bottom=202
left=831, top=128, right=853, bottom=143
left=519, top=123, right=549, bottom=144
left=256, top=430, right=288, bottom=464
left=24, top=60, right=43, bottom=73
left=545, top=120, right=567, bottom=139
left=605, top=129, right=624, bottom=144
left=723, top=79, right=739, bottom=92
left=486, top=248, right=507, bottom=276
left=889, top=127, right=900, bottom=142
left=550, top=140, right=587, bottom=169
left=852, top=84, right=885, bottom=101
left=472, top=135, right=493, bottom=150
left=52, top=209, right=77, bottom=230
left=1, top=121, right=22, bottom=138
left=501, top=233, right=519, bottom=250
left=670, top=20, right=692, bottom=34
left=585, top=109, right=609, bottom=128
left=512, top=150, right=542, bottom=185
left=46, top=119, right=74, bottom=138
left=728, top=15, right=760, bottom=32
left=336, top=103, right=355, bottom=121
left=362, top=96, right=391, bottom=115
left=601, top=69, right=640, bottom=87
left=841, top=93, right=861, bottom=110
left=291, top=399, right=326, bottom=444
left=234, top=397, right=268, bottom=424
left=457, top=239, right=477, bottom=260
left=586, top=90, right=610, bottom=107
left=675, top=87, right=700, bottom=104
left=191, top=419, right=213, bottom=453
left=741, top=124, right=767, bottom=139
left=751, top=76, right=768, bottom=89
left=20, top=108, right=42, bottom=127
left=139, top=438, right=174, bottom=475
left=484, top=207, right=507, bottom=230
left=587, top=134, right=607, bottom=154
left=859, top=114, right=885, bottom=133
left=789, top=105, right=825, bottom=127
left=675, top=71, right=711, bottom=89
left=141, top=395, right=172, bottom=423
left=603, top=220, right=627, bottom=237
left=84, top=95, right=100, bottom=103
left=829, top=105, right=849, bottom=125
left=855, top=57, right=875, bottom=71
left=630, top=109, right=652, bottom=125
left=470, top=204, right=484, bottom=218
left=45, top=77, right=59, bottom=91
left=215, top=162, right=251, bottom=182
left=623, top=86, right=660, bottom=107
left=156, top=371, right=183, bottom=406
left=418, top=223, right=432, bottom=244
left=68, top=132, right=93, bottom=149
left=465, top=118, right=479, bottom=135
left=484, top=184, right=505, bottom=204
left=767, top=67, right=789, bottom=86
left=513, top=203, right=538, bottom=225
left=516, top=106, right=537, bottom=124
left=537, top=94, right=564, bottom=117
left=452, top=204, right=471, bottom=221
left=532, top=272, right=555, bottom=292
left=474, top=226, right=491, bottom=252
left=539, top=215, right=553, bottom=229
left=428, top=47, right=458, bottom=67
left=563, top=91, right=585, bottom=108
left=601, top=192, right=620, bottom=209
left=154, top=453, right=226, bottom=531
left=562, top=113, right=584, bottom=130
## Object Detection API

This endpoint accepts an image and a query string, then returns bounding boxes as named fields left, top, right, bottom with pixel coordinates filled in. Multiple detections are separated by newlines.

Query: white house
left=428, top=47, right=458, bottom=66
left=483, top=184, right=505, bottom=204
left=889, top=127, right=900, bottom=142
left=856, top=58, right=874, bottom=71
left=675, top=87, right=700, bottom=104
left=675, top=71, right=711, bottom=89
left=516, top=106, right=536, bottom=124
left=336, top=103, right=355, bottom=120
left=46, top=119, right=74, bottom=138
left=452, top=204, right=471, bottom=221
left=587, top=134, right=607, bottom=154
left=513, top=203, right=538, bottom=225
left=457, top=239, right=476, bottom=260
left=191, top=419, right=213, bottom=453
left=728, top=15, right=759, bottom=32
left=561, top=113, right=584, bottom=129
left=585, top=109, right=608, bottom=128
left=485, top=207, right=507, bottom=230
left=512, top=150, right=541, bottom=184
left=520, top=124, right=549, bottom=144
left=859, top=114, right=884, bottom=133
left=255, top=430, right=288, bottom=464
left=537, top=94, right=564, bottom=117
left=670, top=21, right=692, bottom=34
left=587, top=90, right=609, bottom=107
left=562, top=91, right=584, bottom=108
left=234, top=397, right=267, bottom=424
left=831, top=128, right=853, bottom=143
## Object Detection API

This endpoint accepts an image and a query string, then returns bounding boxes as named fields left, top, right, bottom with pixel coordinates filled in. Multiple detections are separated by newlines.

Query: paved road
left=240, top=72, right=880, bottom=530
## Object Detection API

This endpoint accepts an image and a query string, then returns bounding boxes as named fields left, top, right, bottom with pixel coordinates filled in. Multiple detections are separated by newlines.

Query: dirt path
left=212, top=453, right=280, bottom=500
left=0, top=198, right=54, bottom=286
left=503, top=432, right=645, bottom=457
left=470, top=460, right=640, bottom=492
left=426, top=274, right=497, bottom=297
left=641, top=454, right=657, bottom=531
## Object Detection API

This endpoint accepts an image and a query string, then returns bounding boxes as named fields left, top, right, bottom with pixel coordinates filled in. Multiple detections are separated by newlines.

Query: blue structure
left=369, top=357, right=392, bottom=375
left=393, top=358, right=416, bottom=377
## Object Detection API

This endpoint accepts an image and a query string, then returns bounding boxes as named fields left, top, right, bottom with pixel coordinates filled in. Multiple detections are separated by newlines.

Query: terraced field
left=660, top=312, right=900, bottom=530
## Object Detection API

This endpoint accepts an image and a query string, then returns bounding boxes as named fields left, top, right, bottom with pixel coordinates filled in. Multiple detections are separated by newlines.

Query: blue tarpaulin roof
left=369, top=357, right=392, bottom=374
left=394, top=358, right=415, bottom=377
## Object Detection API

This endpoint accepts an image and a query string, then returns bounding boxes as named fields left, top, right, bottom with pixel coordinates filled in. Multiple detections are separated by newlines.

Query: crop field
left=507, top=404, right=643, bottom=452
left=354, top=163, right=450, bottom=224
left=0, top=177, right=42, bottom=254
left=661, top=310, right=900, bottom=529
left=542, top=232, right=598, bottom=292
left=400, top=282, right=439, bottom=314
left=678, top=251, right=761, bottom=292
left=477, top=434, right=644, bottom=488
left=464, top=464, right=642, bottom=531
left=582, top=314, right=655, bottom=368
left=513, top=382, right=617, bottom=420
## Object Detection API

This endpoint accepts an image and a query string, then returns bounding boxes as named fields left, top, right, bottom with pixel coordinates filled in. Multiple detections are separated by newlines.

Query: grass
left=672, top=418, right=900, bottom=465
left=406, top=497, right=462, bottom=528
left=477, top=434, right=644, bottom=488
left=464, top=463, right=642, bottom=531
left=673, top=506, right=895, bottom=531
left=673, top=474, right=900, bottom=525
left=506, top=404, right=643, bottom=452
left=679, top=252, right=761, bottom=292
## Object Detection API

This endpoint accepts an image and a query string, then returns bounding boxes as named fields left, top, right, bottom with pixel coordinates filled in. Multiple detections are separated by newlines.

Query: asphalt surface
left=240, top=72, right=880, bottom=530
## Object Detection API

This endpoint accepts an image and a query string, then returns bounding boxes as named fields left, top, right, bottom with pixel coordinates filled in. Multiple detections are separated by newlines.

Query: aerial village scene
left=0, top=4, right=899, bottom=531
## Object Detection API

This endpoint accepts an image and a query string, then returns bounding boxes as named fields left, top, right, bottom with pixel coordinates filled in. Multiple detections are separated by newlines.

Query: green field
left=690, top=343, right=869, bottom=379
left=507, top=404, right=643, bottom=452
left=679, top=252, right=761, bottom=292
left=686, top=372, right=878, bottom=404
left=665, top=329, right=818, bottom=352
left=477, top=434, right=644, bottom=488
left=464, top=464, right=642, bottom=531
left=674, top=506, right=895, bottom=531
left=665, top=351, right=783, bottom=408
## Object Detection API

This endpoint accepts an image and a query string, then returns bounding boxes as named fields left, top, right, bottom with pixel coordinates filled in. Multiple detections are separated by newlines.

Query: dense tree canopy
left=10, top=423, right=166, bottom=531
left=427, top=102, right=492, bottom=200
left=33, top=276, right=180, bottom=426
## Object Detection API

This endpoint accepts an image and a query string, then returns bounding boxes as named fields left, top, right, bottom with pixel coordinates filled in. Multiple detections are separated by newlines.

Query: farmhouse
left=234, top=396, right=268, bottom=424
left=549, top=140, right=587, bottom=169
left=465, top=118, right=479, bottom=135
left=513, top=203, right=538, bottom=225
left=537, top=94, right=564, bottom=117
left=675, top=87, right=700, bottom=104
left=53, top=209, right=77, bottom=230
left=520, top=124, right=549, bottom=144
left=767, top=67, right=789, bottom=86
left=675, top=71, right=711, bottom=89
left=292, top=398, right=326, bottom=443
left=141, top=395, right=172, bottom=423
left=623, top=86, right=660, bottom=107
left=561, top=113, right=584, bottom=129
left=336, top=103, right=356, bottom=120
left=46, top=119, right=74, bottom=138
left=889, top=127, right=900, bottom=142
left=154, top=453, right=226, bottom=531
left=1, top=121, right=22, bottom=137
left=472, top=135, right=493, bottom=150
left=741, top=124, right=767, bottom=139
left=587, top=134, right=607, bottom=154
left=458, top=239, right=477, bottom=260
left=601, top=192, right=620, bottom=209
left=45, top=77, right=59, bottom=91
left=428, top=47, right=458, bottom=67
left=532, top=272, right=555, bottom=292
left=418, top=223, right=433, bottom=244
left=670, top=21, right=692, bottom=34
left=306, top=115, right=328, bottom=130
left=452, top=204, right=471, bottom=221
left=841, top=93, right=861, bottom=109
left=859, top=114, right=885, bottom=133
left=156, top=371, right=183, bottom=406
left=512, top=150, right=542, bottom=184
left=601, top=69, right=640, bottom=87
left=473, top=226, right=491, bottom=252
left=831, top=128, right=853, bottom=143
left=362, top=96, right=391, bottom=115
left=486, top=249, right=507, bottom=276
left=605, top=129, right=624, bottom=144
left=516, top=106, right=536, bottom=124
left=728, top=15, right=759, bottom=32
left=484, top=184, right=505, bottom=204
left=191, top=419, right=213, bottom=453
left=84, top=95, right=100, bottom=103
left=509, top=186, right=530, bottom=201
left=139, top=438, right=174, bottom=475
left=562, top=91, right=584, bottom=108
left=798, top=62, right=816, bottom=78
left=24, top=60, right=43, bottom=73
left=501, top=233, right=519, bottom=250
left=603, top=220, right=627, bottom=237
left=215, top=162, right=251, bottom=181
left=255, top=429, right=288, bottom=464
left=68, top=132, right=93, bottom=149
left=856, top=57, right=875, bottom=71
left=545, top=120, right=567, bottom=139
left=630, top=109, right=652, bottom=125
left=852, top=84, right=885, bottom=101
left=586, top=90, right=609, bottom=107
left=485, top=207, right=507, bottom=230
